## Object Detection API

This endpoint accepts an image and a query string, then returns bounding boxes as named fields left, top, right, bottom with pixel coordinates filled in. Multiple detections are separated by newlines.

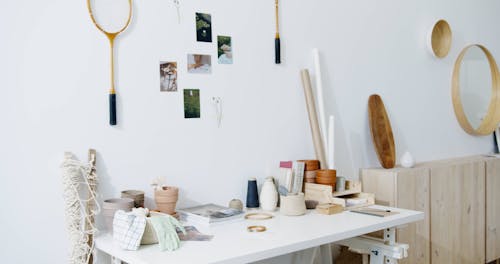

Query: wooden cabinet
left=362, top=156, right=500, bottom=264
left=430, top=162, right=485, bottom=263
left=486, top=159, right=500, bottom=262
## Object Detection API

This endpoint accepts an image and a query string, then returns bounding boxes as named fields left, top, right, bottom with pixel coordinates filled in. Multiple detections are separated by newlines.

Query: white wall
left=2, top=0, right=500, bottom=263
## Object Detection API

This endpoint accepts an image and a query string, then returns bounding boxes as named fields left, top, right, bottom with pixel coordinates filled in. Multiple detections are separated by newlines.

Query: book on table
left=178, top=203, right=244, bottom=225
left=278, top=160, right=305, bottom=195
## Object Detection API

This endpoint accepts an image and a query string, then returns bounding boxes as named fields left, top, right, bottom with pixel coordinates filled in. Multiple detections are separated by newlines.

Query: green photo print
left=184, top=89, right=201, bottom=118
left=196, top=13, right=212, bottom=42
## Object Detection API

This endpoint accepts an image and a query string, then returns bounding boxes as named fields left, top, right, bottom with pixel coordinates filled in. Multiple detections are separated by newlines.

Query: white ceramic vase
left=260, top=177, right=278, bottom=211
left=401, top=151, right=416, bottom=168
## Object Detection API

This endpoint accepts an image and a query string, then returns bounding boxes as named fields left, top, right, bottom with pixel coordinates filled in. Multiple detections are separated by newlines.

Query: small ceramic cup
left=280, top=193, right=306, bottom=216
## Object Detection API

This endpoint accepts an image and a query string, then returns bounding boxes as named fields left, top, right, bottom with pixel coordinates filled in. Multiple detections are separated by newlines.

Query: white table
left=95, top=205, right=423, bottom=264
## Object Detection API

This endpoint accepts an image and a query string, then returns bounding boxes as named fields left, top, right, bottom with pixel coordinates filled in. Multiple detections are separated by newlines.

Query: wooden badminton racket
left=87, top=0, right=133, bottom=125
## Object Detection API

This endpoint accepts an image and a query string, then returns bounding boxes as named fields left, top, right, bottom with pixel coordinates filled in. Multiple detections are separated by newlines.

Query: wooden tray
left=304, top=182, right=374, bottom=209
left=368, top=94, right=396, bottom=169
left=331, top=193, right=375, bottom=209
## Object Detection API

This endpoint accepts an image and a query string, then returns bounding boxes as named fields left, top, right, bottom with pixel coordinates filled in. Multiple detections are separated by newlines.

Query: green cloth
left=150, top=215, right=186, bottom=251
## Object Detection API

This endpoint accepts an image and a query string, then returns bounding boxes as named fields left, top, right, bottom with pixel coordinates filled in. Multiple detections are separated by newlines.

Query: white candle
left=328, top=115, right=335, bottom=169
left=312, top=48, right=328, bottom=154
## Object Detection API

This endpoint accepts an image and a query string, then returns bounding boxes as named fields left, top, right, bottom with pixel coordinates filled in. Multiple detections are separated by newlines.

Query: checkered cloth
left=113, top=210, right=147, bottom=250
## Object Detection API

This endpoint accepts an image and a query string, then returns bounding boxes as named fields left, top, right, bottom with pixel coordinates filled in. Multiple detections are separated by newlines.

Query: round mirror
left=452, top=44, right=500, bottom=135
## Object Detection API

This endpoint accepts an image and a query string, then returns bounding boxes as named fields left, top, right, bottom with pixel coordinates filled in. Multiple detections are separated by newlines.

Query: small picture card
left=159, top=61, right=178, bottom=92
left=187, top=54, right=212, bottom=74
left=196, top=13, right=212, bottom=42
left=217, top=36, right=233, bottom=64
left=184, top=89, right=200, bottom=118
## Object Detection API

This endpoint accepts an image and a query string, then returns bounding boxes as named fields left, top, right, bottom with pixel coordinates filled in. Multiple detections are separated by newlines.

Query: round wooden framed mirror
left=452, top=44, right=500, bottom=135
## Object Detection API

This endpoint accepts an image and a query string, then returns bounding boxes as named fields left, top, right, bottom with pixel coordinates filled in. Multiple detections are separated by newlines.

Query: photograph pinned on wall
left=184, top=89, right=201, bottom=119
left=217, top=36, right=233, bottom=64
left=159, top=61, right=178, bottom=92
left=187, top=54, right=212, bottom=74
left=196, top=13, right=212, bottom=42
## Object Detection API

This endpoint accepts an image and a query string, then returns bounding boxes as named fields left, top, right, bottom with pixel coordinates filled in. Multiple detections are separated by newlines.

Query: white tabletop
left=95, top=205, right=423, bottom=264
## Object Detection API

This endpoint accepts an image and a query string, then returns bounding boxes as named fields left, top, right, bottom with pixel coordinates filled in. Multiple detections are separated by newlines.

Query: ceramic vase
left=260, top=177, right=278, bottom=211
left=401, top=151, right=416, bottom=168
left=154, top=186, right=179, bottom=215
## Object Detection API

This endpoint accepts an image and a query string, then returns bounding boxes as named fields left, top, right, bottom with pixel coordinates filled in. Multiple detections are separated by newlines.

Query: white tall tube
left=328, top=115, right=335, bottom=169
left=312, top=49, right=328, bottom=162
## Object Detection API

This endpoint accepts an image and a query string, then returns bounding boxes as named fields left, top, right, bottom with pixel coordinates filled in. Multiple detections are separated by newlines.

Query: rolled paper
left=300, top=69, right=327, bottom=169
left=328, top=115, right=335, bottom=169
left=313, top=49, right=328, bottom=154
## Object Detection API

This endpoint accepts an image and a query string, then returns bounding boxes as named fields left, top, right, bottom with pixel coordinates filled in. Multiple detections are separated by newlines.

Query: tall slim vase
left=260, top=177, right=278, bottom=211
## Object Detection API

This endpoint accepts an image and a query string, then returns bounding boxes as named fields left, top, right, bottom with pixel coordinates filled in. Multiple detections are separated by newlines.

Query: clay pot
left=121, top=190, right=145, bottom=208
left=154, top=186, right=179, bottom=215
left=102, top=198, right=134, bottom=231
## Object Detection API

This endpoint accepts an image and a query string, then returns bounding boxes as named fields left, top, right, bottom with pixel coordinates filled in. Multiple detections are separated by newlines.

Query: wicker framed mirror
left=452, top=44, right=500, bottom=135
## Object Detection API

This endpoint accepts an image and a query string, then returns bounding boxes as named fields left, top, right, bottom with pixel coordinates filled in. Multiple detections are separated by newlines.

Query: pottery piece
left=154, top=186, right=179, bottom=215
left=121, top=190, right=145, bottom=208
left=400, top=151, right=416, bottom=168
left=102, top=198, right=134, bottom=231
left=228, top=199, right=243, bottom=211
left=260, top=177, right=278, bottom=211
left=280, top=193, right=306, bottom=216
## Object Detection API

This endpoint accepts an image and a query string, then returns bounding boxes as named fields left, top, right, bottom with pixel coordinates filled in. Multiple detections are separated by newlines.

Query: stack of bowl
left=315, top=169, right=337, bottom=189
left=299, top=160, right=320, bottom=184
left=121, top=190, right=145, bottom=208
left=154, top=186, right=179, bottom=215
left=102, top=198, right=134, bottom=231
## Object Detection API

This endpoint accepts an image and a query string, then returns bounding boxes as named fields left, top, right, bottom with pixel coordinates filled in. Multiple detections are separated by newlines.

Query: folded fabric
left=150, top=215, right=186, bottom=251
left=113, top=210, right=147, bottom=250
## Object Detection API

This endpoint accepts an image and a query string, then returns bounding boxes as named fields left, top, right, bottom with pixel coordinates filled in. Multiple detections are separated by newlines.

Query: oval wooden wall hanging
left=368, top=94, right=396, bottom=169
left=429, top=19, right=452, bottom=58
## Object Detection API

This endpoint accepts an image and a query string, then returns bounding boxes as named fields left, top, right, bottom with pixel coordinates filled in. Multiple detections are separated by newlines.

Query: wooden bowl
left=429, top=19, right=452, bottom=58
left=304, top=170, right=317, bottom=179
left=316, top=169, right=336, bottom=188
left=297, top=160, right=320, bottom=171
left=316, top=169, right=336, bottom=178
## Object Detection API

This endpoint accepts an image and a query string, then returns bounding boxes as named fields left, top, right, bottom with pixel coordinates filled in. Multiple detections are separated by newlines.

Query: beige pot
left=154, top=186, right=179, bottom=215
left=280, top=193, right=306, bottom=216
left=121, top=190, right=145, bottom=208
left=102, top=198, right=134, bottom=231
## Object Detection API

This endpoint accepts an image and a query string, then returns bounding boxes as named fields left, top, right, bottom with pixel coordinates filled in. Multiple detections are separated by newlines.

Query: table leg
left=369, top=250, right=383, bottom=264
left=112, top=256, right=122, bottom=264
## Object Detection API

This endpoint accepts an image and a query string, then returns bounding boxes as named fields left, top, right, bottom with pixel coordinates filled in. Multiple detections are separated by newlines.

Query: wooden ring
left=247, top=225, right=266, bottom=232
left=244, top=213, right=274, bottom=220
